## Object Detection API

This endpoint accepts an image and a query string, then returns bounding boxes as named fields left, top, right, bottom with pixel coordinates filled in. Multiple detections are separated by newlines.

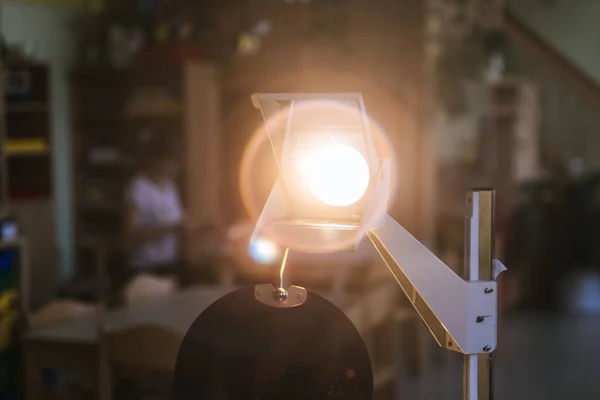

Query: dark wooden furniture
left=69, top=63, right=220, bottom=300
left=98, top=324, right=183, bottom=400
left=0, top=62, right=56, bottom=310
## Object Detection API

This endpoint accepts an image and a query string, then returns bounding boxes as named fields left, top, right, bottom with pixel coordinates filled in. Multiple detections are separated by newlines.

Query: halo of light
left=298, top=143, right=370, bottom=207
left=238, top=98, right=397, bottom=253
left=249, top=236, right=281, bottom=264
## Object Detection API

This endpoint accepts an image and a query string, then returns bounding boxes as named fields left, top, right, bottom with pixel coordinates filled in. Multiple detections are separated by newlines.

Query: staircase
left=503, top=4, right=600, bottom=109
left=502, top=1, right=600, bottom=168
left=506, top=0, right=600, bottom=85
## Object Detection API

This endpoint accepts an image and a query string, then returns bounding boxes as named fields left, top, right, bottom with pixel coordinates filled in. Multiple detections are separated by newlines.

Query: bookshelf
left=70, top=63, right=220, bottom=294
left=1, top=63, right=52, bottom=202
left=0, top=62, right=56, bottom=311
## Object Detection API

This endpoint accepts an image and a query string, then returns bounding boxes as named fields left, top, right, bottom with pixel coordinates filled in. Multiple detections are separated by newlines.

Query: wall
left=1, top=2, right=75, bottom=281
left=506, top=0, right=600, bottom=170
left=508, top=0, right=600, bottom=84
left=509, top=41, right=600, bottom=170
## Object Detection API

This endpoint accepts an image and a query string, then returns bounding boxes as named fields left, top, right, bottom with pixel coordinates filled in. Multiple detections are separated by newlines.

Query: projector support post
left=463, top=189, right=495, bottom=400
left=367, top=188, right=500, bottom=400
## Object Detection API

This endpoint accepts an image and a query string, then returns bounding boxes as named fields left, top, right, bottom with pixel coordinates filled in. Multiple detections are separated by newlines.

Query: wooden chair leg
left=25, top=344, right=44, bottom=400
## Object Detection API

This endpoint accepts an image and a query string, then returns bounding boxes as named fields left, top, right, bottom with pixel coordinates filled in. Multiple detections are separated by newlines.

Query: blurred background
left=0, top=0, right=599, bottom=399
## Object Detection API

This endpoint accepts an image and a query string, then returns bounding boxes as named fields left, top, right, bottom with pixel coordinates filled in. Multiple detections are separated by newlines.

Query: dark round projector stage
left=174, top=286, right=373, bottom=400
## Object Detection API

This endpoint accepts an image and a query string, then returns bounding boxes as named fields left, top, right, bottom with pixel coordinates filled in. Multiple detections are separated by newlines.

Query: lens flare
left=298, top=144, right=370, bottom=207
left=249, top=236, right=281, bottom=264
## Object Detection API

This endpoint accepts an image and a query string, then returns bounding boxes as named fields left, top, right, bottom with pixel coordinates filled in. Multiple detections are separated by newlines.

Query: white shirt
left=126, top=175, right=183, bottom=269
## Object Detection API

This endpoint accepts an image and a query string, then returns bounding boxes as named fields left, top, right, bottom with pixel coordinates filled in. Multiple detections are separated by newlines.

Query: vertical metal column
left=463, top=189, right=495, bottom=400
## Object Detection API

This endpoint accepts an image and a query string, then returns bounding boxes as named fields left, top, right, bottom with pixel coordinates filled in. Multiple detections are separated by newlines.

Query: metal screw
left=476, top=316, right=485, bottom=323
left=484, top=288, right=494, bottom=294
left=483, top=345, right=491, bottom=352
left=272, top=288, right=288, bottom=303
left=256, top=289, right=263, bottom=297
left=297, top=292, right=304, bottom=301
left=447, top=341, right=453, bottom=347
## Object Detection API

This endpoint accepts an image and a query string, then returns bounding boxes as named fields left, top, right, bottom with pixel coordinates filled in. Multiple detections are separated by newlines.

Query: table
left=24, top=286, right=366, bottom=400
left=24, top=287, right=230, bottom=400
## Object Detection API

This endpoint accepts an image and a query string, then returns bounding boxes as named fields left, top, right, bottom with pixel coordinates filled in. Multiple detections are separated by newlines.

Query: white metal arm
left=367, top=215, right=498, bottom=355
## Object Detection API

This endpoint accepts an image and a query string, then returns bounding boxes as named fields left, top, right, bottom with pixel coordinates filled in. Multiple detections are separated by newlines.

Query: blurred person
left=122, top=141, right=193, bottom=285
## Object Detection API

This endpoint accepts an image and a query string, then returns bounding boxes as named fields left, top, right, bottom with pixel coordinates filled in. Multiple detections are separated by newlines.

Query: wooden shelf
left=4, top=139, right=49, bottom=156
left=74, top=113, right=181, bottom=123
left=70, top=65, right=183, bottom=86
left=79, top=203, right=124, bottom=214
left=0, top=238, right=26, bottom=250
left=5, top=150, right=50, bottom=158
left=5, top=102, right=49, bottom=113
left=489, top=104, right=519, bottom=118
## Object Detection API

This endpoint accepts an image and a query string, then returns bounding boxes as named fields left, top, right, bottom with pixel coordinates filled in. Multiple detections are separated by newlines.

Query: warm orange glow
left=298, top=143, right=370, bottom=207
left=239, top=99, right=396, bottom=253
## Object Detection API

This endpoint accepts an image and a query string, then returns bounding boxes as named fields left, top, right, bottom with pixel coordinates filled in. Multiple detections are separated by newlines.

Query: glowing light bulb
left=299, top=144, right=370, bottom=207
left=249, top=237, right=281, bottom=264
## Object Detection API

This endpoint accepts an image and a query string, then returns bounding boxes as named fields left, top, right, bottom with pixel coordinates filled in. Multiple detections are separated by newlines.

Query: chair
left=98, top=324, right=184, bottom=400
left=28, top=299, right=98, bottom=328
left=78, top=234, right=124, bottom=308
left=123, top=273, right=177, bottom=305
left=27, top=299, right=99, bottom=399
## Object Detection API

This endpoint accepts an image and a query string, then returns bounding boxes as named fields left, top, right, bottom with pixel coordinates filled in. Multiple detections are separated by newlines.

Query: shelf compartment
left=6, top=156, right=52, bottom=202
left=5, top=139, right=49, bottom=155
left=5, top=102, right=49, bottom=114
left=4, top=64, right=49, bottom=104
left=5, top=112, right=51, bottom=140
left=79, top=213, right=124, bottom=236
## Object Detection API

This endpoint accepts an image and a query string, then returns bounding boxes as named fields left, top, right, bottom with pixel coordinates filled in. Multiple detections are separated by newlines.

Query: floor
left=398, top=313, right=600, bottom=400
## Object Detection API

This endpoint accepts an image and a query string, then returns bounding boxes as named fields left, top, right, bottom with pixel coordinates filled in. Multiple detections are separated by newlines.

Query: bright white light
left=299, top=144, right=370, bottom=207
left=249, top=237, right=281, bottom=264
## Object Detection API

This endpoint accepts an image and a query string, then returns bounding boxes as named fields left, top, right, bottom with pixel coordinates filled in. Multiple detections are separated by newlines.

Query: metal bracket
left=254, top=284, right=307, bottom=308
left=367, top=215, right=498, bottom=355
